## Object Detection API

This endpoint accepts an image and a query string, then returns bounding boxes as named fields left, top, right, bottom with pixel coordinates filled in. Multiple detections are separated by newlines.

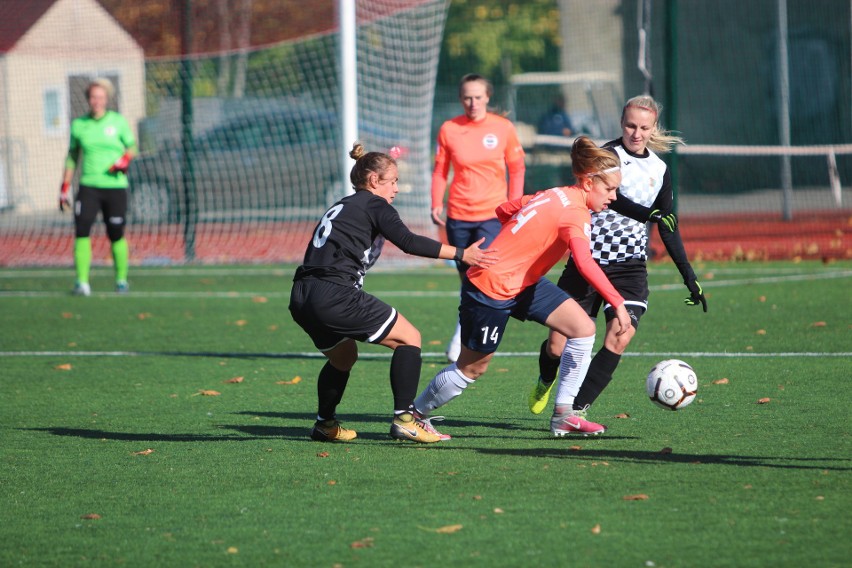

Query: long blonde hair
left=622, top=95, right=684, bottom=153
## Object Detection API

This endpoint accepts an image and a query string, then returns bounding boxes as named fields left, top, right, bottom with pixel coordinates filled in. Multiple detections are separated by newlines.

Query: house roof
left=0, top=0, right=57, bottom=53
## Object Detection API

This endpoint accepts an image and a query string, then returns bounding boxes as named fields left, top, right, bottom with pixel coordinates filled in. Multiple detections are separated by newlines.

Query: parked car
left=128, top=109, right=408, bottom=224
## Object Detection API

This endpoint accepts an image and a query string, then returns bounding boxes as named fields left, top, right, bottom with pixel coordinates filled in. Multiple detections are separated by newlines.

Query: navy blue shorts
left=446, top=217, right=502, bottom=276
left=459, top=277, right=571, bottom=354
left=557, top=258, right=648, bottom=328
left=289, top=279, right=398, bottom=351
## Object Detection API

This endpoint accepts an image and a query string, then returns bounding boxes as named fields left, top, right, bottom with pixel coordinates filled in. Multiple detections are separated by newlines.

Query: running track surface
left=1, top=211, right=849, bottom=266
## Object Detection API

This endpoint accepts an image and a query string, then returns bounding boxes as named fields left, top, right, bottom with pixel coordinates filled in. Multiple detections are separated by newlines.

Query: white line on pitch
left=1, top=269, right=850, bottom=299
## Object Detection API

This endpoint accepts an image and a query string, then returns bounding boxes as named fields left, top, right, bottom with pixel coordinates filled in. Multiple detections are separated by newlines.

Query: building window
left=44, top=89, right=65, bottom=136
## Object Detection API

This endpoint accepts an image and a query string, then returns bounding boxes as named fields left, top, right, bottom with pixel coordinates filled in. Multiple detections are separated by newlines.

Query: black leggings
left=74, top=185, right=127, bottom=242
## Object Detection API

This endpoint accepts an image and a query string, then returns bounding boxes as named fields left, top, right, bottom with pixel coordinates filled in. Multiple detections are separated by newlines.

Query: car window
left=200, top=113, right=336, bottom=151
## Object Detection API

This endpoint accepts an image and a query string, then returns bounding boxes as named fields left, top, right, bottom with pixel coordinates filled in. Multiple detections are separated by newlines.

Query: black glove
left=684, top=280, right=707, bottom=312
left=649, top=209, right=678, bottom=232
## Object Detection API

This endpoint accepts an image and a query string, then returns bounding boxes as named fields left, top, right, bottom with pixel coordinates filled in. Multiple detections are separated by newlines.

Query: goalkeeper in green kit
left=60, top=78, right=137, bottom=296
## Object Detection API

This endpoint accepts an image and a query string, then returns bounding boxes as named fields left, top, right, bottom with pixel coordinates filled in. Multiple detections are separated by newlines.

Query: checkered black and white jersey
left=591, top=141, right=669, bottom=264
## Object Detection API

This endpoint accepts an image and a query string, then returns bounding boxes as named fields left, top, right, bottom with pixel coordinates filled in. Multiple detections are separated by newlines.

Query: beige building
left=0, top=0, right=145, bottom=212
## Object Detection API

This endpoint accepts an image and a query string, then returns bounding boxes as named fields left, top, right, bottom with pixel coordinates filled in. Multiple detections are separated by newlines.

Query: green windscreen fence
left=0, top=0, right=849, bottom=266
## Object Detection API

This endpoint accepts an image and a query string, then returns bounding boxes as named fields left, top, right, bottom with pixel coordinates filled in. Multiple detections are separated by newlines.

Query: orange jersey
left=467, top=187, right=591, bottom=301
left=432, top=113, right=526, bottom=222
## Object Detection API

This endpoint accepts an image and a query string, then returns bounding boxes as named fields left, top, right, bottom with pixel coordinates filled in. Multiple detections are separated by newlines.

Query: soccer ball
left=646, top=359, right=698, bottom=411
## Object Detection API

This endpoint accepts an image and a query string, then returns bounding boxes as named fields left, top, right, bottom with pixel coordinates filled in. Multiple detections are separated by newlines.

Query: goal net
left=0, top=0, right=449, bottom=266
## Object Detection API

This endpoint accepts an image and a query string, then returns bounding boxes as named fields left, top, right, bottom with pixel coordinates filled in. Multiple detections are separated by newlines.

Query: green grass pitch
left=1, top=260, right=850, bottom=567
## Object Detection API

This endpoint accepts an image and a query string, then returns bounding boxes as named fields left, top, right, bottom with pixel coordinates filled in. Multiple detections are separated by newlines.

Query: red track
left=1, top=211, right=849, bottom=267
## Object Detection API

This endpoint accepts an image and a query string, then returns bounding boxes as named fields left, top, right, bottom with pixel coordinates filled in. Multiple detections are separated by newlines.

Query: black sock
left=538, top=340, right=560, bottom=384
left=390, top=345, right=422, bottom=413
left=316, top=361, right=350, bottom=420
left=574, top=347, right=621, bottom=409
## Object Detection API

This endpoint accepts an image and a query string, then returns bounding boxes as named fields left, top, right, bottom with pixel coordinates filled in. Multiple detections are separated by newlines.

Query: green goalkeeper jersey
left=66, top=110, right=137, bottom=189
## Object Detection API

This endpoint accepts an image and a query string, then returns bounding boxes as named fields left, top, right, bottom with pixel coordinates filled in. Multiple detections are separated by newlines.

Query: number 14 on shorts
left=480, top=326, right=500, bottom=345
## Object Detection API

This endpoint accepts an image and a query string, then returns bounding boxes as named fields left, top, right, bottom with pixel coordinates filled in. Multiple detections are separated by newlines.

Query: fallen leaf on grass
left=223, top=377, right=244, bottom=384
left=435, top=525, right=463, bottom=534
left=226, top=547, right=238, bottom=554
left=132, top=449, right=155, bottom=456
left=757, top=397, right=771, bottom=404
left=137, top=312, right=153, bottom=320
left=81, top=513, right=101, bottom=520
left=328, top=480, right=337, bottom=485
left=811, top=321, right=827, bottom=327
left=569, top=445, right=582, bottom=451
left=428, top=340, right=441, bottom=345
left=54, top=363, right=72, bottom=371
left=251, top=296, right=268, bottom=303
left=623, top=494, right=649, bottom=501
left=197, top=390, right=221, bottom=396
left=493, top=508, right=504, bottom=514
left=591, top=524, right=601, bottom=534
left=234, top=320, right=248, bottom=327
left=317, top=452, right=329, bottom=458
left=615, top=413, right=630, bottom=419
left=350, top=537, right=374, bottom=548
left=756, top=329, right=767, bottom=335
left=277, top=376, right=302, bottom=385
left=713, top=378, right=729, bottom=384
left=61, top=312, right=74, bottom=319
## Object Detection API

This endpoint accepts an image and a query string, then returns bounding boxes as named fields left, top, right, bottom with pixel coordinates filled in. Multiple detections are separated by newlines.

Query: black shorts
left=75, top=185, right=127, bottom=240
left=557, top=258, right=649, bottom=327
left=289, top=279, right=398, bottom=351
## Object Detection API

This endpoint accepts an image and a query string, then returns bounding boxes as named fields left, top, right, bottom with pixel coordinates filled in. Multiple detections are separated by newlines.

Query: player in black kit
left=528, top=95, right=708, bottom=431
left=289, top=142, right=497, bottom=443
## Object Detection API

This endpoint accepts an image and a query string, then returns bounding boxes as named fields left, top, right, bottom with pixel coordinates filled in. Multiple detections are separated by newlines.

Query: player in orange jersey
left=431, top=74, right=526, bottom=362
left=413, top=137, right=631, bottom=440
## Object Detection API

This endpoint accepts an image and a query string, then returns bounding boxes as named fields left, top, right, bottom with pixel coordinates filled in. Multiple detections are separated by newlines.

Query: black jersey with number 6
left=294, top=190, right=442, bottom=289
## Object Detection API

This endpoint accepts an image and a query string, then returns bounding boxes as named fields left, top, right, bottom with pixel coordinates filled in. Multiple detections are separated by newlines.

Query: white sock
left=414, top=363, right=473, bottom=415
left=554, top=335, right=595, bottom=407
left=446, top=321, right=462, bottom=362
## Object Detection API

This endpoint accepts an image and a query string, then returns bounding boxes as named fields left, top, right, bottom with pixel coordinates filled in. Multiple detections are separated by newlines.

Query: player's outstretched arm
left=438, top=237, right=497, bottom=269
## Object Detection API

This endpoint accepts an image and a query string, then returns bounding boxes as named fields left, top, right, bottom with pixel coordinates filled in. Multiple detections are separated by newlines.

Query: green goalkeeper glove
left=649, top=209, right=678, bottom=232
left=684, top=280, right=707, bottom=312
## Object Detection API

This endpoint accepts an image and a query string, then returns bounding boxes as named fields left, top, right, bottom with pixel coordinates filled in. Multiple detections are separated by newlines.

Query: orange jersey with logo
left=467, top=187, right=590, bottom=300
left=431, top=113, right=526, bottom=222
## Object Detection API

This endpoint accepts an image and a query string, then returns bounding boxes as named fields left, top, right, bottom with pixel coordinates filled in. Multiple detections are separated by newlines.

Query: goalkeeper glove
left=649, top=209, right=678, bottom=232
left=59, top=181, right=72, bottom=212
left=684, top=280, right=708, bottom=312
left=108, top=152, right=133, bottom=174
